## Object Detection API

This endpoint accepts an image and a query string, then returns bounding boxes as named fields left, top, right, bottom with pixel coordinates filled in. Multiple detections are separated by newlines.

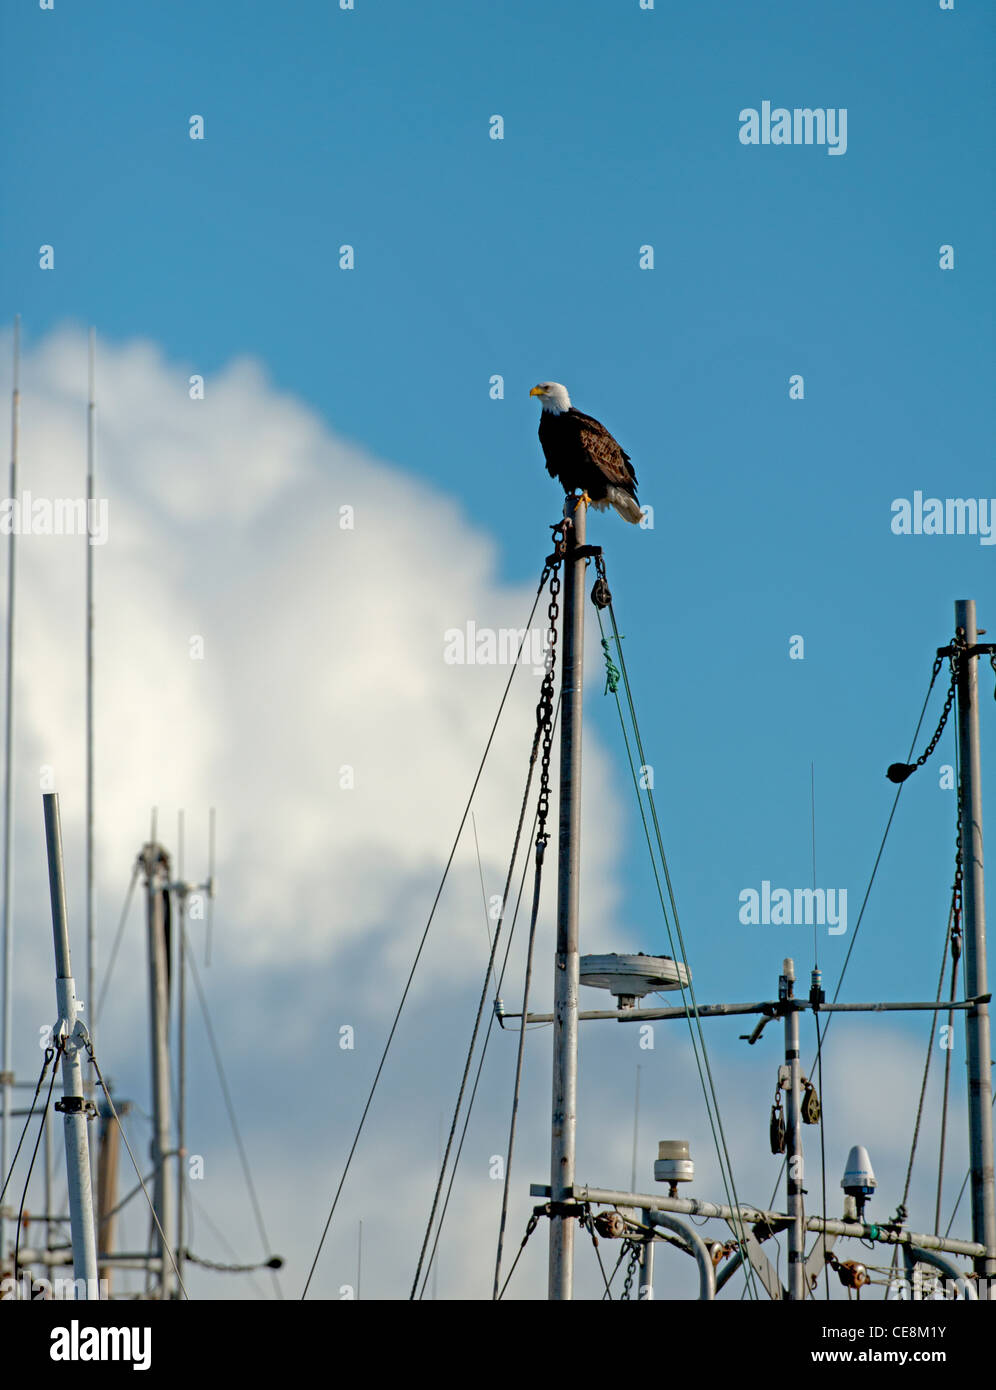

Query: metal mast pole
left=140, top=842, right=174, bottom=1298
left=0, top=317, right=20, bottom=1270
left=43, top=793, right=99, bottom=1293
left=175, top=813, right=186, bottom=1294
left=549, top=499, right=585, bottom=1300
left=954, top=599, right=996, bottom=1289
left=782, top=957, right=806, bottom=1300
left=85, top=329, right=96, bottom=1063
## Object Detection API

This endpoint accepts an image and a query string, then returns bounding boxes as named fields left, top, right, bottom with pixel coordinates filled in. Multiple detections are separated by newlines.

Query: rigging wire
left=810, top=762, right=831, bottom=1300
left=417, top=724, right=555, bottom=1299
left=302, top=571, right=549, bottom=1299
left=596, top=596, right=760, bottom=1300
left=94, top=861, right=141, bottom=1027
left=85, top=1039, right=189, bottom=1299
left=763, top=652, right=946, bottom=1220
left=11, top=1045, right=60, bottom=1280
left=492, top=824, right=548, bottom=1297
left=0, top=1046, right=56, bottom=1210
left=471, top=813, right=501, bottom=1000
left=410, top=562, right=562, bottom=1299
left=182, top=926, right=282, bottom=1298
left=934, top=702, right=962, bottom=1235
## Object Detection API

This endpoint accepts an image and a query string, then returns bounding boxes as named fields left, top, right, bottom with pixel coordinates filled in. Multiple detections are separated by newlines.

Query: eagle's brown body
left=537, top=404, right=643, bottom=524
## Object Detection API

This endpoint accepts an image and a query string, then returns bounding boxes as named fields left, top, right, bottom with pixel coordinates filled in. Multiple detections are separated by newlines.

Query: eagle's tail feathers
left=607, top=487, right=644, bottom=525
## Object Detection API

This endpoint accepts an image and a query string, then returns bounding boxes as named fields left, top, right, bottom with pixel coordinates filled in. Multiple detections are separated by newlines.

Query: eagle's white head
left=529, top=382, right=571, bottom=415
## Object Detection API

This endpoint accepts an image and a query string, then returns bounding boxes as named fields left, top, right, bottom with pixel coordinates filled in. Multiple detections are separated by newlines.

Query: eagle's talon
left=574, top=491, right=592, bottom=512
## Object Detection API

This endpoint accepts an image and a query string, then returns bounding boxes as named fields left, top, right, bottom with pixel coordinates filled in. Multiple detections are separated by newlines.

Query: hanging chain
left=886, top=636, right=964, bottom=784
left=620, top=1238, right=641, bottom=1300
left=535, top=555, right=562, bottom=847
left=951, top=767, right=964, bottom=956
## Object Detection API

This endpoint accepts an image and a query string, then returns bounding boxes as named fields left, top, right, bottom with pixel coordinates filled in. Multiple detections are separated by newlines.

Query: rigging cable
left=10, top=1044, right=60, bottom=1280
left=811, top=762, right=831, bottom=1300
left=182, top=927, right=282, bottom=1297
left=595, top=585, right=760, bottom=1300
left=418, top=703, right=561, bottom=1299
left=763, top=647, right=950, bottom=1221
left=935, top=702, right=963, bottom=1234
left=94, top=861, right=140, bottom=1027
left=302, top=563, right=551, bottom=1299
left=85, top=1038, right=189, bottom=1299
left=410, top=556, right=563, bottom=1299
left=0, top=1045, right=56, bottom=1212
left=492, top=820, right=549, bottom=1297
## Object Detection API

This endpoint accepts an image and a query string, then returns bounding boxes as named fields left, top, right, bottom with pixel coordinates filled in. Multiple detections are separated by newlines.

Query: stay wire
left=410, top=564, right=562, bottom=1299
left=85, top=1039, right=189, bottom=1299
left=94, top=861, right=140, bottom=1026
left=765, top=651, right=950, bottom=1218
left=0, top=1045, right=56, bottom=1210
left=934, top=707, right=962, bottom=1235
left=416, top=756, right=547, bottom=1295
left=492, top=823, right=548, bottom=1297
left=471, top=813, right=500, bottom=1000
left=302, top=570, right=548, bottom=1299
left=599, top=597, right=760, bottom=1300
left=183, top=926, right=282, bottom=1297
left=810, top=764, right=831, bottom=1299
left=12, top=1044, right=60, bottom=1279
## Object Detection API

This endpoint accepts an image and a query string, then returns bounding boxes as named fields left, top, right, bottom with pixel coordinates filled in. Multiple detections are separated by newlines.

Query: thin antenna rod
left=810, top=762, right=817, bottom=968
left=0, top=316, right=21, bottom=1268
left=86, top=327, right=96, bottom=1052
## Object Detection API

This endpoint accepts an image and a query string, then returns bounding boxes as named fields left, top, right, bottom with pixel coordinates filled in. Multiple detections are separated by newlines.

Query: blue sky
left=1, top=0, right=994, bottom=1301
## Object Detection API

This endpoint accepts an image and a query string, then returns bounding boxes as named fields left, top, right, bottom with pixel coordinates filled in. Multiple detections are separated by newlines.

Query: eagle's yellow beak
left=529, top=386, right=544, bottom=397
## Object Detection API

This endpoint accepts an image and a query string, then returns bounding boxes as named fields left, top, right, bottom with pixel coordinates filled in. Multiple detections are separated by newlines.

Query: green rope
left=595, top=605, right=761, bottom=1300
left=600, top=635, right=621, bottom=695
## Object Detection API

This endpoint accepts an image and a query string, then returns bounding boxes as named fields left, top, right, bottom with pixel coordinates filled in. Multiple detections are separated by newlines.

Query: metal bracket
left=54, top=1096, right=98, bottom=1119
left=936, top=643, right=996, bottom=659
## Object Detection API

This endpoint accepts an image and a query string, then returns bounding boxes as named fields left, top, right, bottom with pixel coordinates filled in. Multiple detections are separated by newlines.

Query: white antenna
left=0, top=315, right=21, bottom=1269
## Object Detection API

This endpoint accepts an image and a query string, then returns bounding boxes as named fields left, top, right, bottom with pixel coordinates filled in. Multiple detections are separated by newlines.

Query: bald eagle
left=530, top=382, right=643, bottom=525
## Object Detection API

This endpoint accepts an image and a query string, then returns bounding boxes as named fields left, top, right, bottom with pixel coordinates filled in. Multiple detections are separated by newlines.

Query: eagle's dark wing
left=569, top=409, right=638, bottom=490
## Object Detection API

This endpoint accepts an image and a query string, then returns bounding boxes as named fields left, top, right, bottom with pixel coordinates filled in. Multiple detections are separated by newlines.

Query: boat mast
left=781, top=959, right=805, bottom=1299
left=954, top=598, right=996, bottom=1289
left=44, top=793, right=99, bottom=1293
left=139, top=839, right=174, bottom=1298
left=0, top=317, right=19, bottom=1271
left=549, top=498, right=585, bottom=1300
left=85, top=328, right=96, bottom=1062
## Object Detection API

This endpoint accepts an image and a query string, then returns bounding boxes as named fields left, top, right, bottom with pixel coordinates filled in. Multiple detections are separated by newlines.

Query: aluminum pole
left=954, top=599, right=996, bottom=1288
left=43, top=793, right=99, bottom=1294
left=549, top=499, right=585, bottom=1300
left=782, top=958, right=805, bottom=1299
left=140, top=843, right=174, bottom=1298
left=0, top=318, right=19, bottom=1269
left=85, top=329, right=96, bottom=1066
left=175, top=814, right=186, bottom=1294
left=639, top=1211, right=655, bottom=1299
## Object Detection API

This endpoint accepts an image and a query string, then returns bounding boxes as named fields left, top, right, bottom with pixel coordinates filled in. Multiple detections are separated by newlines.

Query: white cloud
left=1, top=327, right=973, bottom=1303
